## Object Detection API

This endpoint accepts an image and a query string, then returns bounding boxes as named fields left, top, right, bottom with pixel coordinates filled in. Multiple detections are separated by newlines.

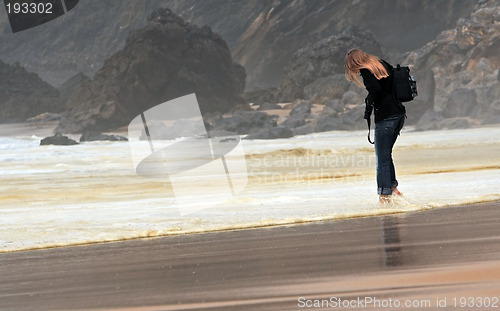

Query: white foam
left=0, top=126, right=499, bottom=252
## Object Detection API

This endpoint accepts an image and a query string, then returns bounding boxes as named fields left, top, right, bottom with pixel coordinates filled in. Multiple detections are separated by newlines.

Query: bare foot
left=392, top=187, right=402, bottom=196
left=379, top=195, right=392, bottom=204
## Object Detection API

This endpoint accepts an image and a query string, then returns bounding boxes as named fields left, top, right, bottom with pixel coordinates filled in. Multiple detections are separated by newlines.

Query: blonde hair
left=344, top=49, right=388, bottom=88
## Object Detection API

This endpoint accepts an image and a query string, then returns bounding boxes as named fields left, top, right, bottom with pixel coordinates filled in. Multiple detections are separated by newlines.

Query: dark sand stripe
left=1, top=201, right=499, bottom=310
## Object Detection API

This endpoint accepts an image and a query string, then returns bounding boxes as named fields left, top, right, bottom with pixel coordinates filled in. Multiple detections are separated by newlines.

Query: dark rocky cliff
left=1, top=0, right=496, bottom=133
left=0, top=60, right=63, bottom=122
left=55, top=8, right=246, bottom=133
left=220, top=0, right=478, bottom=89
left=405, top=0, right=500, bottom=128
left=0, top=0, right=165, bottom=86
left=278, top=29, right=386, bottom=102
left=0, top=0, right=476, bottom=88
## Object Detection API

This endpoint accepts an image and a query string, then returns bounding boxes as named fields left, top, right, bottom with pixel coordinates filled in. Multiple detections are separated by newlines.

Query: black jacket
left=360, top=60, right=405, bottom=123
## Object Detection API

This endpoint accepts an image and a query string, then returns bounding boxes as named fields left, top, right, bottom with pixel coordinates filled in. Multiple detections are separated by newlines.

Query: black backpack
left=384, top=60, right=418, bottom=102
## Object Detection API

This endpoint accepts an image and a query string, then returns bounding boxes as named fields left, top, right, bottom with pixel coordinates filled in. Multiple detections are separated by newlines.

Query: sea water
left=0, top=125, right=499, bottom=252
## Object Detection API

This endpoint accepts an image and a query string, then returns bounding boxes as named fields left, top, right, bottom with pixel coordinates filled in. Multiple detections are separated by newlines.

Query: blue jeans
left=374, top=115, right=405, bottom=195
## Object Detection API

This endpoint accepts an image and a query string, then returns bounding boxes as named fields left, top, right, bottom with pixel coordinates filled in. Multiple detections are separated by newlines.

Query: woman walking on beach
left=344, top=49, right=406, bottom=204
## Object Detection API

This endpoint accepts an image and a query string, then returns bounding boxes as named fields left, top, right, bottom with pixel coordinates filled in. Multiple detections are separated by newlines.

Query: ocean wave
left=2, top=195, right=499, bottom=253
left=1, top=126, right=499, bottom=253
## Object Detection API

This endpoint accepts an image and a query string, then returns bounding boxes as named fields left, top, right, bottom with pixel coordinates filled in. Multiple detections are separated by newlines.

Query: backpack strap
left=364, top=97, right=375, bottom=144
left=366, top=114, right=374, bottom=144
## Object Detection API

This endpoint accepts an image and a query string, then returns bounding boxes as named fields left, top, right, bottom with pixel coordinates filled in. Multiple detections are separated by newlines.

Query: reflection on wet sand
left=382, top=216, right=403, bottom=267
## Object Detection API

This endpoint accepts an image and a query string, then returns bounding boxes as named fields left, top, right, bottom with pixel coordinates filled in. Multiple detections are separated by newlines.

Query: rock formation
left=40, top=133, right=78, bottom=146
left=0, top=0, right=476, bottom=88
left=213, top=110, right=277, bottom=135
left=79, top=130, right=128, bottom=142
left=56, top=8, right=246, bottom=133
left=58, top=72, right=90, bottom=102
left=0, top=60, right=63, bottom=123
left=278, top=29, right=385, bottom=102
left=2, top=0, right=495, bottom=136
left=230, top=0, right=477, bottom=88
left=406, top=0, right=500, bottom=129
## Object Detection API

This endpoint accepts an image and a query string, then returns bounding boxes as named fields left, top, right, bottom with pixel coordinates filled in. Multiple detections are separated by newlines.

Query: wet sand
left=1, top=200, right=500, bottom=310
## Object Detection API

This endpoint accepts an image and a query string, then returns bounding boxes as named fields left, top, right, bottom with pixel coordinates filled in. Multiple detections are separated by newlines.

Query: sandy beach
left=1, top=200, right=499, bottom=311
left=1, top=1, right=499, bottom=310
left=1, top=122, right=499, bottom=310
